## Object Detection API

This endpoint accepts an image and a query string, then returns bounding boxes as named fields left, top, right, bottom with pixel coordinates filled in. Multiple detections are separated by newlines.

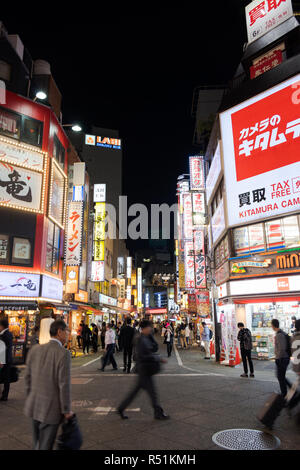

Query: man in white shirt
left=98, top=323, right=118, bottom=371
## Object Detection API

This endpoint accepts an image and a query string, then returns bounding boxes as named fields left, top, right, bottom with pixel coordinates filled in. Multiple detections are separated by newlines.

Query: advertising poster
left=0, top=272, right=40, bottom=297
left=206, top=141, right=222, bottom=202
left=211, top=199, right=226, bottom=244
left=246, top=0, right=293, bottom=44
left=49, top=159, right=66, bottom=228
left=0, top=161, right=43, bottom=212
left=41, top=275, right=63, bottom=301
left=220, top=74, right=300, bottom=227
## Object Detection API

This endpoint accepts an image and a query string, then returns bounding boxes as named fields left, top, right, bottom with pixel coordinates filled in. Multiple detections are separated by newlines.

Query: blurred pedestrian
left=24, top=320, right=73, bottom=450
left=272, top=318, right=292, bottom=396
left=201, top=322, right=211, bottom=359
left=117, top=320, right=169, bottom=420
left=185, top=323, right=190, bottom=347
left=99, top=323, right=118, bottom=371
left=237, top=322, right=254, bottom=378
left=100, top=322, right=106, bottom=350
left=91, top=323, right=98, bottom=353
left=82, top=324, right=91, bottom=355
left=0, top=318, right=13, bottom=402
left=180, top=323, right=187, bottom=349
left=76, top=321, right=83, bottom=349
left=164, top=323, right=174, bottom=357
left=119, top=317, right=135, bottom=373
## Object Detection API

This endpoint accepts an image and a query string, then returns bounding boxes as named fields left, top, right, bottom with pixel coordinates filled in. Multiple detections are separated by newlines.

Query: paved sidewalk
left=0, top=338, right=299, bottom=450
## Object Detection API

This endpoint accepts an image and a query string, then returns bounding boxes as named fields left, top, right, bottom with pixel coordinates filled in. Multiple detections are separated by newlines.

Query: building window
left=0, top=234, right=9, bottom=264
left=12, top=237, right=31, bottom=265
left=233, top=223, right=264, bottom=255
left=0, top=106, right=43, bottom=147
left=0, top=107, right=20, bottom=140
left=53, top=134, right=65, bottom=169
left=21, top=115, right=43, bottom=147
left=46, top=221, right=60, bottom=274
left=266, top=216, right=300, bottom=251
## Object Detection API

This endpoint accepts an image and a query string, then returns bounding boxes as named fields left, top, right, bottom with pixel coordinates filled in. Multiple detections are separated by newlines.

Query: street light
left=33, top=91, right=47, bottom=102
left=62, top=124, right=82, bottom=132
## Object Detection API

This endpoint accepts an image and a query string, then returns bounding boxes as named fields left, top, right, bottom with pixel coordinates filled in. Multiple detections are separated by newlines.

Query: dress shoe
left=240, top=373, right=248, bottom=377
left=154, top=411, right=170, bottom=420
left=250, top=373, right=255, bottom=378
left=117, top=408, right=128, bottom=420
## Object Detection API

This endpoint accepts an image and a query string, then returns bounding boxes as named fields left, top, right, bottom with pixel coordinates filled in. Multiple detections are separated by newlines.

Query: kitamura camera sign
left=220, top=74, right=300, bottom=227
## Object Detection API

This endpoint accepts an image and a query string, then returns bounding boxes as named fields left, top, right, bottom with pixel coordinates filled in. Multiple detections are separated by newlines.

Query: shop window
left=46, top=221, right=60, bottom=274
left=233, top=223, right=265, bottom=255
left=0, top=107, right=20, bottom=140
left=266, top=219, right=285, bottom=250
left=53, top=134, right=65, bottom=169
left=282, top=216, right=300, bottom=248
left=11, top=237, right=31, bottom=265
left=0, top=234, right=9, bottom=264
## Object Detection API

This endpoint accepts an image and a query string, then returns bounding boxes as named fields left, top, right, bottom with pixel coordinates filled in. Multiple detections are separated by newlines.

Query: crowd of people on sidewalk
left=0, top=314, right=300, bottom=450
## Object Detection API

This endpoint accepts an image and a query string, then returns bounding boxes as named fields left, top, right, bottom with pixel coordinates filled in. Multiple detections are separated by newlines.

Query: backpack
left=283, top=331, right=292, bottom=357
left=209, top=329, right=213, bottom=340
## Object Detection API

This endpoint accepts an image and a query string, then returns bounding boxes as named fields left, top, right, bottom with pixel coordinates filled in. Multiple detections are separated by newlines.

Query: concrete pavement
left=0, top=336, right=299, bottom=450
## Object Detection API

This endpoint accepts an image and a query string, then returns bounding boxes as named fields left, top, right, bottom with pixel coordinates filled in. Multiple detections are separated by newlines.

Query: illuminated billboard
left=220, top=74, right=300, bottom=227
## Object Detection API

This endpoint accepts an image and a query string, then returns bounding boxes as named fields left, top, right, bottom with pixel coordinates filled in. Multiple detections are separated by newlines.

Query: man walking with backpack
left=271, top=319, right=292, bottom=397
left=237, top=322, right=254, bottom=378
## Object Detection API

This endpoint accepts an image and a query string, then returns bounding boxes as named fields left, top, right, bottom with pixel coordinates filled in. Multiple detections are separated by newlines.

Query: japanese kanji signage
left=250, top=48, right=283, bottom=79
left=189, top=156, right=205, bottom=191
left=195, top=254, right=206, bottom=289
left=0, top=161, right=43, bottom=212
left=93, top=184, right=106, bottom=202
left=183, top=193, right=193, bottom=240
left=245, top=0, right=293, bottom=44
left=94, top=202, right=106, bottom=261
left=65, top=201, right=84, bottom=266
left=220, top=74, right=300, bottom=227
left=184, top=241, right=195, bottom=289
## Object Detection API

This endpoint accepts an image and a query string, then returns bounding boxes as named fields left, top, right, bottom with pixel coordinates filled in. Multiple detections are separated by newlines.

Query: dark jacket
left=136, top=333, right=160, bottom=369
left=237, top=328, right=252, bottom=350
left=119, top=325, right=135, bottom=350
left=0, top=329, right=13, bottom=364
left=82, top=326, right=91, bottom=342
left=274, top=329, right=290, bottom=359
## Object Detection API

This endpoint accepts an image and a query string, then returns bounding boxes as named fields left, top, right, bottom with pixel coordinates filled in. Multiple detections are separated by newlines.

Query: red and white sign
left=277, top=277, right=289, bottom=291
left=184, top=241, right=195, bottom=289
left=196, top=290, right=210, bottom=304
left=220, top=74, right=300, bottom=227
left=183, top=193, right=193, bottom=240
left=91, top=261, right=105, bottom=282
left=65, top=201, right=84, bottom=266
left=192, top=192, right=205, bottom=215
left=189, top=156, right=205, bottom=191
left=246, top=0, right=293, bottom=44
left=195, top=254, right=206, bottom=289
left=145, top=308, right=167, bottom=314
left=250, top=49, right=283, bottom=79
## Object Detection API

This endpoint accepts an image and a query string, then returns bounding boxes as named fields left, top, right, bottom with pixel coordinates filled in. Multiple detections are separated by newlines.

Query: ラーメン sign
left=220, top=74, right=300, bottom=227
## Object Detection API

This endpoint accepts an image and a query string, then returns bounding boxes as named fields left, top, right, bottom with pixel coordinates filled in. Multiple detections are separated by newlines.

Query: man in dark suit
left=0, top=317, right=13, bottom=401
left=119, top=317, right=135, bottom=373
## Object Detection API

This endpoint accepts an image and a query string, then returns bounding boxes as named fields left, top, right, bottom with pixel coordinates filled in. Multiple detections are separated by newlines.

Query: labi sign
left=230, top=251, right=300, bottom=278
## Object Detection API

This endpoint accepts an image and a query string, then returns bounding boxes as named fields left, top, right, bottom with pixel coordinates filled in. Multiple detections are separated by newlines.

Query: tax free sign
left=220, top=74, right=300, bottom=227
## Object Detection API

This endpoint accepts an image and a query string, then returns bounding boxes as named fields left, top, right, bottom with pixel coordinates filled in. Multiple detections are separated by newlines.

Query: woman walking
left=164, top=323, right=174, bottom=357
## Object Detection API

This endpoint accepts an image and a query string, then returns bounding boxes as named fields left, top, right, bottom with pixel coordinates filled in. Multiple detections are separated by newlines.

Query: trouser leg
left=1, top=365, right=10, bottom=399
left=204, top=341, right=210, bottom=358
left=141, top=375, right=160, bottom=412
left=32, top=419, right=40, bottom=450
left=276, top=358, right=290, bottom=396
left=118, top=377, right=142, bottom=411
left=37, top=422, right=59, bottom=450
left=246, top=349, right=254, bottom=374
left=241, top=348, right=248, bottom=374
left=110, top=347, right=117, bottom=369
left=123, top=349, right=128, bottom=369
left=127, top=347, right=132, bottom=371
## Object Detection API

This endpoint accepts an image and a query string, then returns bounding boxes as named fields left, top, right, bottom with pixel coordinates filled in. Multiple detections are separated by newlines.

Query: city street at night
left=0, top=338, right=299, bottom=451
left=1, top=1, right=300, bottom=457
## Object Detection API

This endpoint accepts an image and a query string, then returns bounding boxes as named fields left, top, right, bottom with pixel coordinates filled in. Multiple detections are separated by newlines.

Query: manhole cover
left=212, top=429, right=280, bottom=450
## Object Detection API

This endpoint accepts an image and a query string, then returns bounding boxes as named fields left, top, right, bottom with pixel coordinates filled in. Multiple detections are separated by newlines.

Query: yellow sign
left=178, top=262, right=185, bottom=289
left=94, top=240, right=105, bottom=261
left=65, top=266, right=79, bottom=294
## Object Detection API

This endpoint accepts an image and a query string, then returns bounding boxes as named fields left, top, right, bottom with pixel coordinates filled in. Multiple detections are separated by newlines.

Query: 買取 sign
left=245, top=0, right=293, bottom=44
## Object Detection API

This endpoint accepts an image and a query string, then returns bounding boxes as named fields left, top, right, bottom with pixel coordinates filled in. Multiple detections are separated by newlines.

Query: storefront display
left=1, top=308, right=39, bottom=364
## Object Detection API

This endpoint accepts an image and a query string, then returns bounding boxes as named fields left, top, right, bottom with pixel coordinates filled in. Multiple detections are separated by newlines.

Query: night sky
left=3, top=3, right=249, bottom=252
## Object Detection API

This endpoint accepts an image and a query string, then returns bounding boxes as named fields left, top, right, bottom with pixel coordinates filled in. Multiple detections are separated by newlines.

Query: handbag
left=0, top=366, right=19, bottom=384
left=56, top=414, right=83, bottom=450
